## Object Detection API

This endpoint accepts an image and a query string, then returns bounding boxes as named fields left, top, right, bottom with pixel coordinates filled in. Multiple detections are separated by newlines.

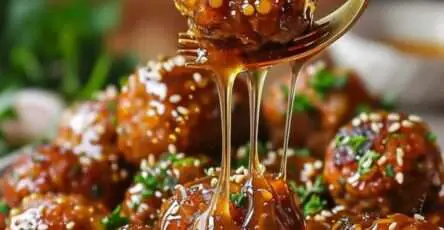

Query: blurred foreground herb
left=0, top=0, right=137, bottom=155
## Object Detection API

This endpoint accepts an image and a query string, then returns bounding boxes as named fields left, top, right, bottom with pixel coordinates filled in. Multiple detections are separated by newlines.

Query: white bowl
left=329, top=1, right=444, bottom=106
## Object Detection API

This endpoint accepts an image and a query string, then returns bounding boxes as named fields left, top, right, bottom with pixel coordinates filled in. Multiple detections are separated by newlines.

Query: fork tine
left=288, top=30, right=331, bottom=52
left=292, top=22, right=329, bottom=43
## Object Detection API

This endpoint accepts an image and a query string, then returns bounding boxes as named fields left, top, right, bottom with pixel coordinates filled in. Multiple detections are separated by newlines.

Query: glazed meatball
left=121, top=152, right=207, bottom=226
left=7, top=194, right=108, bottom=230
left=324, top=112, right=443, bottom=214
left=56, top=86, right=118, bottom=157
left=262, top=62, right=379, bottom=158
left=157, top=170, right=304, bottom=229
left=174, top=0, right=318, bottom=51
left=306, top=211, right=440, bottom=230
left=0, top=145, right=130, bottom=208
left=117, top=56, right=248, bottom=164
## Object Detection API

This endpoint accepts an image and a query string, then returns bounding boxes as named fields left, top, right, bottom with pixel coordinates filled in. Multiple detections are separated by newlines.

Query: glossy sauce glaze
left=174, top=0, right=317, bottom=51
left=158, top=0, right=321, bottom=228
left=324, top=112, right=443, bottom=214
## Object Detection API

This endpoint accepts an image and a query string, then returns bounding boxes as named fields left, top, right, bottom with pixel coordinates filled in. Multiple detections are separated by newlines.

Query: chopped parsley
left=355, top=104, right=372, bottom=115
left=101, top=205, right=129, bottom=230
left=289, top=176, right=327, bottom=216
left=427, top=132, right=438, bottom=142
left=310, top=69, right=348, bottom=98
left=357, top=150, right=381, bottom=176
left=0, top=201, right=9, bottom=215
left=294, top=148, right=311, bottom=157
left=280, top=85, right=314, bottom=113
left=230, top=192, right=247, bottom=208
left=336, top=135, right=368, bottom=152
left=134, top=174, right=158, bottom=198
left=385, top=164, right=395, bottom=177
left=293, top=94, right=314, bottom=113
left=303, top=195, right=327, bottom=216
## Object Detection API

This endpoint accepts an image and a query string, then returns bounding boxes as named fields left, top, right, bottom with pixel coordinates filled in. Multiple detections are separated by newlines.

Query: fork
left=178, top=0, right=368, bottom=70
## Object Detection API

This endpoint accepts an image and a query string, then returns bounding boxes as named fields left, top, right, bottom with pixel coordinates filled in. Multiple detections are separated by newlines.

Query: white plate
left=329, top=1, right=444, bottom=106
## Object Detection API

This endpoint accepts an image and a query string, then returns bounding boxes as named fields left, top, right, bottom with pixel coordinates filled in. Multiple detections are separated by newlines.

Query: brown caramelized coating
left=56, top=86, right=118, bottom=157
left=7, top=193, right=107, bottom=230
left=0, top=145, right=130, bottom=208
left=157, top=170, right=304, bottom=229
left=324, top=112, right=443, bottom=214
left=121, top=152, right=207, bottom=226
left=117, top=56, right=248, bottom=164
left=263, top=62, right=378, bottom=158
left=0, top=212, right=6, bottom=230
left=174, top=0, right=317, bottom=51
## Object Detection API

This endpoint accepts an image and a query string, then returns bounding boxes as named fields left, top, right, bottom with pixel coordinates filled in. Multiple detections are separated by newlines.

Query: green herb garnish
left=280, top=84, right=314, bottom=113
left=310, top=69, right=348, bottom=97
left=230, top=192, right=247, bottom=208
left=289, top=176, right=327, bottom=216
left=355, top=104, right=372, bottom=115
left=335, top=135, right=368, bottom=152
left=385, top=164, right=395, bottom=177
left=293, top=94, right=314, bottom=113
left=101, top=205, right=129, bottom=230
left=294, top=148, right=311, bottom=157
left=427, top=132, right=438, bottom=142
left=357, top=150, right=381, bottom=176
left=0, top=201, right=10, bottom=215
left=303, top=195, right=327, bottom=216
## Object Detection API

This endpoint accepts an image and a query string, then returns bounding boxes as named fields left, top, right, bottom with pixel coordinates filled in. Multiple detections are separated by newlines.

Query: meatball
left=262, top=62, right=378, bottom=158
left=174, top=0, right=318, bottom=51
left=121, top=152, right=207, bottom=226
left=324, top=112, right=443, bottom=214
left=117, top=56, right=248, bottom=164
left=56, top=86, right=118, bottom=157
left=0, top=145, right=130, bottom=208
left=7, top=194, right=107, bottom=230
left=306, top=211, right=440, bottom=230
left=157, top=170, right=304, bottom=229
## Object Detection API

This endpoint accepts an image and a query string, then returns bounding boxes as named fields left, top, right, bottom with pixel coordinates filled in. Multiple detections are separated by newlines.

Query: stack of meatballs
left=1, top=55, right=443, bottom=230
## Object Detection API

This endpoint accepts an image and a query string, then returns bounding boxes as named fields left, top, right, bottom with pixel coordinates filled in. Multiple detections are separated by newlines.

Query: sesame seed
left=369, top=113, right=382, bottom=122
left=377, top=156, right=387, bottom=165
left=314, top=161, right=323, bottom=170
left=360, top=113, right=369, bottom=122
left=388, top=222, right=397, bottom=230
left=352, top=118, right=361, bottom=127
left=66, top=221, right=75, bottom=230
left=388, top=113, right=400, bottom=121
left=169, top=95, right=182, bottom=104
left=371, top=123, right=381, bottom=133
left=388, top=123, right=401, bottom=133
left=396, top=148, right=404, bottom=166
left=395, top=172, right=404, bottom=184
left=401, top=120, right=414, bottom=128
left=414, top=214, right=425, bottom=221
left=314, top=214, right=326, bottom=222
left=177, top=106, right=189, bottom=115
left=347, top=173, right=360, bottom=184
left=409, top=115, right=423, bottom=123
left=193, top=73, right=202, bottom=83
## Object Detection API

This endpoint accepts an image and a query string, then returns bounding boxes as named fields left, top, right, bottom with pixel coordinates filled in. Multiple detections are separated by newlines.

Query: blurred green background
left=0, top=0, right=138, bottom=154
